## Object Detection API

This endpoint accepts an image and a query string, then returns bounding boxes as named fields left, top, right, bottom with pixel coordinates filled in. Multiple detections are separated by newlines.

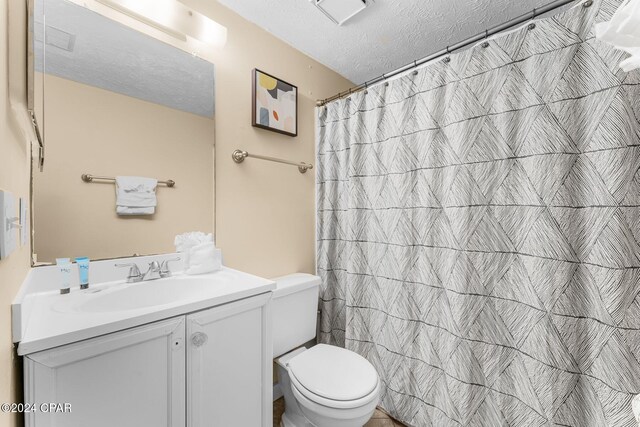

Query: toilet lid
left=288, top=344, right=379, bottom=402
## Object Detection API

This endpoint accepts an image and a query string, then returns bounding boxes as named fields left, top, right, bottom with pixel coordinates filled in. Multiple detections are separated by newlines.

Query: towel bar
left=232, top=149, right=313, bottom=174
left=81, top=174, right=176, bottom=187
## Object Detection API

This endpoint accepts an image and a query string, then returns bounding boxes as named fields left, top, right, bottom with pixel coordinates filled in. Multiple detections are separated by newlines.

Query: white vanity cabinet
left=24, top=317, right=186, bottom=427
left=24, top=293, right=272, bottom=427
left=187, top=292, right=272, bottom=427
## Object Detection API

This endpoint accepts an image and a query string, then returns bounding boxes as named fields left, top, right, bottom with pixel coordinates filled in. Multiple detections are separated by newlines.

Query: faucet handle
left=115, top=263, right=142, bottom=283
left=160, top=257, right=181, bottom=278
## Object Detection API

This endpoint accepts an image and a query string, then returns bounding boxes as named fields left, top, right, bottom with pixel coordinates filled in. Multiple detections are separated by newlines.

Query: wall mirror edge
left=28, top=0, right=216, bottom=265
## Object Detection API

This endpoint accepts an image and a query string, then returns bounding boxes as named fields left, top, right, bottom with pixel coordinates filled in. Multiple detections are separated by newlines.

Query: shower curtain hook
left=529, top=8, right=537, bottom=30
left=444, top=46, right=451, bottom=63
left=482, top=30, right=490, bottom=48
left=413, top=60, right=419, bottom=75
left=364, top=82, right=368, bottom=95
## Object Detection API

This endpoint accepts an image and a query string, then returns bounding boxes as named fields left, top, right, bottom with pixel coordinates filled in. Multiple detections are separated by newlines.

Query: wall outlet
left=0, top=191, right=18, bottom=259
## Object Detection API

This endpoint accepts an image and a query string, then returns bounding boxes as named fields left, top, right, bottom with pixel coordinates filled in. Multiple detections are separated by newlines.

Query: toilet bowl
left=272, top=274, right=380, bottom=427
left=276, top=344, right=380, bottom=427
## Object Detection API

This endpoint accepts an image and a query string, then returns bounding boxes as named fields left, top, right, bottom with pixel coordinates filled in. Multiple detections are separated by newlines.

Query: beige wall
left=33, top=74, right=215, bottom=262
left=1, top=0, right=32, bottom=425
left=184, top=0, right=352, bottom=278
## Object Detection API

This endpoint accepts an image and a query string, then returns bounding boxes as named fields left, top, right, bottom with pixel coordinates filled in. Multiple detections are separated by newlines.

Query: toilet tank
left=272, top=273, right=321, bottom=358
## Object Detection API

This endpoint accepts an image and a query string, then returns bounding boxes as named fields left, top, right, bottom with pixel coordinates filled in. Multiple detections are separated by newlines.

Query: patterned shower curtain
left=316, top=0, right=640, bottom=425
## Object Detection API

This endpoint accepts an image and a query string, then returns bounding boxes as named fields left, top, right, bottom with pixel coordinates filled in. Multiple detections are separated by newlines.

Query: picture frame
left=252, top=68, right=298, bottom=137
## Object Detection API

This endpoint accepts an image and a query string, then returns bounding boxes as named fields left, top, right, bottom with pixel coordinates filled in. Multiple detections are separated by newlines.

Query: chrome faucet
left=115, top=263, right=143, bottom=283
left=116, top=258, right=181, bottom=283
left=143, top=261, right=163, bottom=281
left=159, top=258, right=181, bottom=278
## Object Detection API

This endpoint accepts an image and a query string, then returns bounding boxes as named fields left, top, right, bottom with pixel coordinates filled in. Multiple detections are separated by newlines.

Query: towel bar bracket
left=231, top=150, right=249, bottom=164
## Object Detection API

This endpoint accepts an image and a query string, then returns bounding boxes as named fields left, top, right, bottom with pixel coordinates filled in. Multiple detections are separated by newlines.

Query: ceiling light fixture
left=95, top=0, right=227, bottom=46
left=95, top=0, right=186, bottom=40
left=311, top=0, right=368, bottom=26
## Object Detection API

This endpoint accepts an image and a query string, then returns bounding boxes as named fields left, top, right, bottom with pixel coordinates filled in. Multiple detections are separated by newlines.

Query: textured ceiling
left=216, top=0, right=561, bottom=83
left=35, top=0, right=215, bottom=117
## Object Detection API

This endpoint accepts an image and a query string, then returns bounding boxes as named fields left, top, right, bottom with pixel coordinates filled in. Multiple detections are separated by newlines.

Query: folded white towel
left=115, top=176, right=158, bottom=216
left=595, top=0, right=640, bottom=72
left=175, top=232, right=214, bottom=269
left=174, top=232, right=213, bottom=252
left=186, top=242, right=222, bottom=275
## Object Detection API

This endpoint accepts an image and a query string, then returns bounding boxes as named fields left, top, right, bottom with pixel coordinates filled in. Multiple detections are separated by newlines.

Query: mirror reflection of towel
left=115, top=176, right=158, bottom=216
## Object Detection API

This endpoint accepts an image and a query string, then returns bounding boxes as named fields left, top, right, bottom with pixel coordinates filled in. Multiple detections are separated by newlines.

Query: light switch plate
left=0, top=191, right=18, bottom=259
left=20, top=198, right=28, bottom=247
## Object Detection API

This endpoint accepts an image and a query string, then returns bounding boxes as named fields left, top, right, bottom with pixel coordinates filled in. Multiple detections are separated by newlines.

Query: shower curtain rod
left=317, top=0, right=585, bottom=107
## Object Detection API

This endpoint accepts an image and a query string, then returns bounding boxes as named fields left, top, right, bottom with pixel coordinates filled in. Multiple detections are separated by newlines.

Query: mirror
left=31, top=0, right=215, bottom=264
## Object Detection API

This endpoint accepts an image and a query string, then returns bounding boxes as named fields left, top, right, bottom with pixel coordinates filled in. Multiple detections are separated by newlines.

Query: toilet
left=272, top=274, right=380, bottom=427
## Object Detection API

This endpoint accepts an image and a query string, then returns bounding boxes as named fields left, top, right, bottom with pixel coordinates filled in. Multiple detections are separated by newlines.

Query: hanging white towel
left=115, top=176, right=158, bottom=216
left=116, top=206, right=156, bottom=215
left=595, top=0, right=640, bottom=72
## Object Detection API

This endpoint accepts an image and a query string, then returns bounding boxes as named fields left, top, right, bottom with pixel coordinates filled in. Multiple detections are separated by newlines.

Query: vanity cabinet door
left=187, top=292, right=272, bottom=427
left=24, top=317, right=186, bottom=427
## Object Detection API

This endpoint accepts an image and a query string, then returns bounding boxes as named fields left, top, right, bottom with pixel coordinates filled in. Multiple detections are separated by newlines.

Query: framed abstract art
left=252, top=69, right=298, bottom=137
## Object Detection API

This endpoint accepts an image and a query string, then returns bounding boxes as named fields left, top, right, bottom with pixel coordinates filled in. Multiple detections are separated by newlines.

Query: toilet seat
left=290, top=374, right=381, bottom=410
left=287, top=344, right=380, bottom=410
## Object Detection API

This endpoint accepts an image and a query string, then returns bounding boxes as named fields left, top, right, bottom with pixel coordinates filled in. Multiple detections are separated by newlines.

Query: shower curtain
left=316, top=0, right=640, bottom=425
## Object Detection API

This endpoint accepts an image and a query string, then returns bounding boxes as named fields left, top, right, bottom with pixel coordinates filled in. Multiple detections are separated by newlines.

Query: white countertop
left=17, top=267, right=275, bottom=356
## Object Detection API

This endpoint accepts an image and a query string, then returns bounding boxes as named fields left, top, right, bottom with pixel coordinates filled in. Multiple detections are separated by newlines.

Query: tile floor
left=273, top=397, right=406, bottom=426
left=363, top=409, right=407, bottom=427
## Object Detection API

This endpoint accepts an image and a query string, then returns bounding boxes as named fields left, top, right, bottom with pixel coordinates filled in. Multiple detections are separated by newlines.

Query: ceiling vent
left=311, top=0, right=367, bottom=25
left=45, top=26, right=76, bottom=52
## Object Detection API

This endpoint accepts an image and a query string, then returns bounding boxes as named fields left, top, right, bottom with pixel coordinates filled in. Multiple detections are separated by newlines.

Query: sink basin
left=17, top=266, right=277, bottom=356
left=57, top=276, right=226, bottom=313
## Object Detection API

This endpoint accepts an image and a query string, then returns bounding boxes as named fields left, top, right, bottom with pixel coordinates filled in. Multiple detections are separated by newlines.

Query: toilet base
left=277, top=360, right=314, bottom=427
